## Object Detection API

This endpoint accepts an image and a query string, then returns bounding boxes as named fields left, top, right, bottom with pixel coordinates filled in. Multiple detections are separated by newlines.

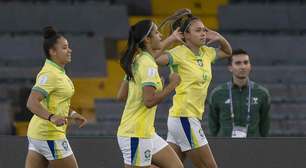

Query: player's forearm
left=218, top=35, right=232, bottom=57
left=153, top=35, right=176, bottom=59
left=26, top=99, right=51, bottom=120
left=143, top=83, right=176, bottom=108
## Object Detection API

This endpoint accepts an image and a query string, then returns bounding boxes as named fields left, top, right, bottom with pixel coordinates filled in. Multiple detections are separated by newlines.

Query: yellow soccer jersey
left=117, top=52, right=163, bottom=138
left=27, top=59, right=75, bottom=140
left=168, top=45, right=216, bottom=119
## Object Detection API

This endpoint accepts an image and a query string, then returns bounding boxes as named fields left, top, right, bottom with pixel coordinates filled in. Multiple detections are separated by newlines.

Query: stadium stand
left=0, top=2, right=129, bottom=38
left=0, top=100, right=13, bottom=134
left=2, top=1, right=306, bottom=167
left=0, top=0, right=305, bottom=137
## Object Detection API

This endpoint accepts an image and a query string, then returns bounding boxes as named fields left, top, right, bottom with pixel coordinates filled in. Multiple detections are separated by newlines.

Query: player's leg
left=186, top=144, right=217, bottom=168
left=183, top=117, right=217, bottom=168
left=152, top=145, right=184, bottom=168
left=168, top=142, right=186, bottom=162
left=40, top=138, right=77, bottom=168
left=49, top=154, right=78, bottom=168
left=25, top=138, right=49, bottom=168
left=167, top=116, right=187, bottom=162
left=25, top=150, right=49, bottom=168
left=151, top=134, right=184, bottom=168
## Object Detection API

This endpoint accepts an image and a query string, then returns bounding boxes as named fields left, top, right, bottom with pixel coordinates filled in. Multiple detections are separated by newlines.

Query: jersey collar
left=46, top=59, right=65, bottom=73
left=181, top=45, right=204, bottom=58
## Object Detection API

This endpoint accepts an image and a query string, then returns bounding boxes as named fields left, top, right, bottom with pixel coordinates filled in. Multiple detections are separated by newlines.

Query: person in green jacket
left=208, top=49, right=271, bottom=137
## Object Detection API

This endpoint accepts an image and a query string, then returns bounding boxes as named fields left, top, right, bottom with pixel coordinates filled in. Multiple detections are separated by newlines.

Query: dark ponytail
left=158, top=8, right=199, bottom=36
left=120, top=29, right=138, bottom=81
left=120, top=20, right=153, bottom=80
left=43, top=26, right=63, bottom=59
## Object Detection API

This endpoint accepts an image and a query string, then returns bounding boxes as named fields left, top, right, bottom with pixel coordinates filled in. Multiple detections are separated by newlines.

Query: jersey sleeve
left=167, top=47, right=182, bottom=66
left=202, top=46, right=217, bottom=63
left=32, top=72, right=57, bottom=98
left=139, top=59, right=160, bottom=88
left=166, top=47, right=182, bottom=73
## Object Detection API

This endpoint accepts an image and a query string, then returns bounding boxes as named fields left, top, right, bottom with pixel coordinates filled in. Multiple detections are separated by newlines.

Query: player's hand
left=50, top=115, right=67, bottom=126
left=206, top=28, right=221, bottom=44
left=169, top=27, right=184, bottom=44
left=68, top=112, right=87, bottom=128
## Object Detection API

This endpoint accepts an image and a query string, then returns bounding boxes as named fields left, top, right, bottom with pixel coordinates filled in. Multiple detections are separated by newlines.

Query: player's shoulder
left=169, top=45, right=187, bottom=54
left=138, top=52, right=156, bottom=66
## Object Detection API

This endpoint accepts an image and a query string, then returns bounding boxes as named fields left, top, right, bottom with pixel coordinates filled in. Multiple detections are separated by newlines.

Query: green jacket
left=208, top=80, right=271, bottom=137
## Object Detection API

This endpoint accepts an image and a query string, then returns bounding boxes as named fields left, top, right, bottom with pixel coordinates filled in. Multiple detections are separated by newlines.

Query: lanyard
left=227, top=80, right=253, bottom=128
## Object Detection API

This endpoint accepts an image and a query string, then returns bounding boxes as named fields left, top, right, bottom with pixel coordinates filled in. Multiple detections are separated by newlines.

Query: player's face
left=184, top=20, right=207, bottom=47
left=229, top=54, right=251, bottom=79
left=51, top=37, right=72, bottom=65
left=148, top=24, right=162, bottom=50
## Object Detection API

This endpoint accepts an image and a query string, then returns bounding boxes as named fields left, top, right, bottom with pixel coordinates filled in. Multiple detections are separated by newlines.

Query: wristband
left=48, top=114, right=54, bottom=121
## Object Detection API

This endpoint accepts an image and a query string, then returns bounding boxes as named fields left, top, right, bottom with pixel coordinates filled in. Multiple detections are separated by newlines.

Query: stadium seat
left=0, top=101, right=13, bottom=135
left=151, top=0, right=228, bottom=16
left=0, top=2, right=129, bottom=38
left=71, top=60, right=125, bottom=112
left=219, top=4, right=306, bottom=31
left=95, top=99, right=124, bottom=122
left=113, top=0, right=152, bottom=15
left=220, top=34, right=306, bottom=65
left=211, top=66, right=306, bottom=84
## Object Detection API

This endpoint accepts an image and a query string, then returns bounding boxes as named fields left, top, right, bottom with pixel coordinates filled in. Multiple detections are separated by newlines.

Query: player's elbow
left=155, top=57, right=168, bottom=66
left=26, top=99, right=34, bottom=112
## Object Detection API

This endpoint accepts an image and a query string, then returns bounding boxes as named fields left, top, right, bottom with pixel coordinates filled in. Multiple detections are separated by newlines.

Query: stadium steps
left=151, top=0, right=228, bottom=16
left=71, top=59, right=125, bottom=113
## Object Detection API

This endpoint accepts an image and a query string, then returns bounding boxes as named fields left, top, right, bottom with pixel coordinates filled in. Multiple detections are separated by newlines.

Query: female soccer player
left=25, top=26, right=87, bottom=168
left=156, top=10, right=232, bottom=168
left=116, top=19, right=184, bottom=168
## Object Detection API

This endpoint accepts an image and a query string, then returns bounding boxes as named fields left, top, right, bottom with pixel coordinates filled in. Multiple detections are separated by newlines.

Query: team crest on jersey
left=199, top=128, right=205, bottom=138
left=196, top=60, right=203, bottom=67
left=144, top=149, right=151, bottom=161
left=62, top=141, right=69, bottom=151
